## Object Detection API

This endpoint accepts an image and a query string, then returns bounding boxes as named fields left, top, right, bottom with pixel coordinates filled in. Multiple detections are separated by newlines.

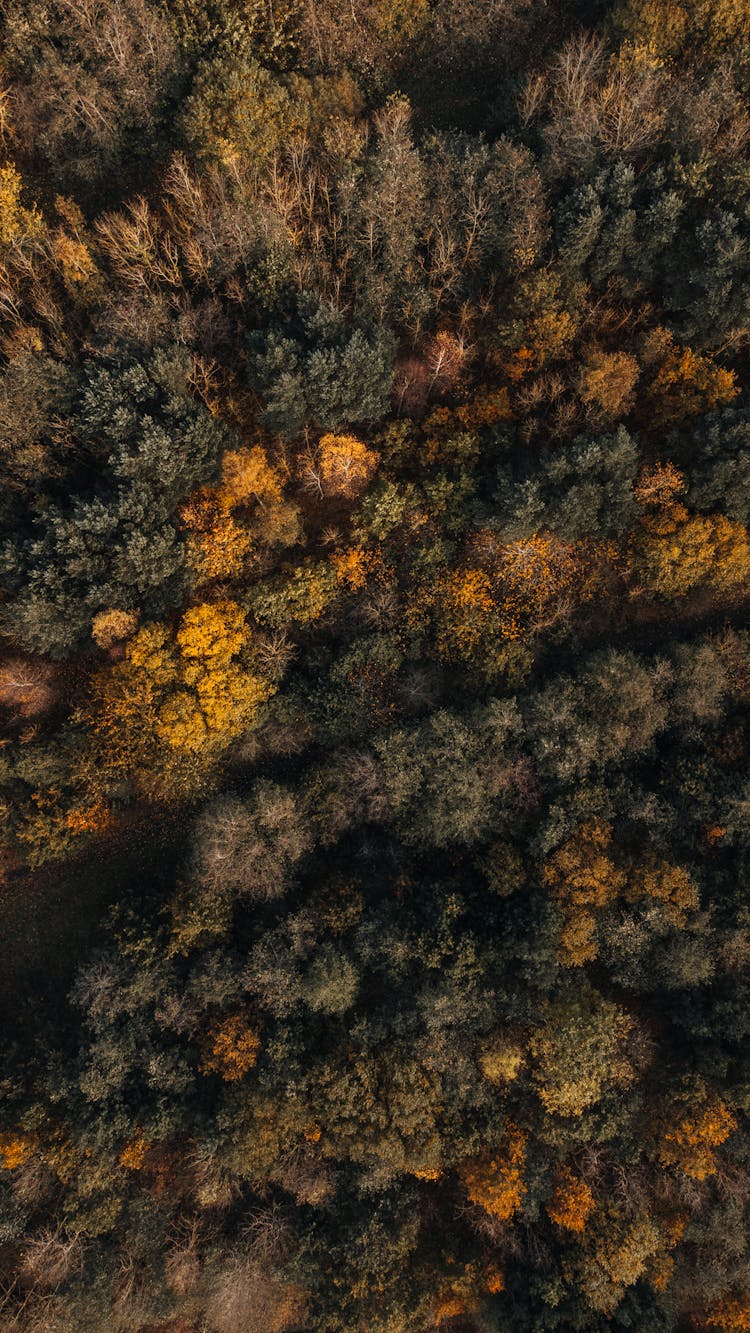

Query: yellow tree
left=305, top=433, right=381, bottom=499
left=659, top=1098, right=737, bottom=1180
left=634, top=505, right=750, bottom=599
left=85, top=602, right=275, bottom=797
left=542, top=821, right=626, bottom=966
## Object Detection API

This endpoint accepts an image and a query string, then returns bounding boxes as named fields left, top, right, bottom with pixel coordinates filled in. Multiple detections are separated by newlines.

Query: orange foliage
left=119, top=1131, right=151, bottom=1170
left=451, top=386, right=512, bottom=431
left=65, top=800, right=112, bottom=836
left=436, top=531, right=592, bottom=664
left=627, top=861, right=699, bottom=927
left=633, top=461, right=686, bottom=510
left=332, top=545, right=381, bottom=591
left=705, top=1296, right=750, bottom=1330
left=485, top=1267, right=506, bottom=1294
left=496, top=533, right=588, bottom=635
left=705, top=825, right=727, bottom=846
left=200, top=1013, right=261, bottom=1082
left=544, top=822, right=624, bottom=910
left=434, top=1293, right=468, bottom=1322
left=0, top=1132, right=34, bottom=1170
left=642, top=328, right=739, bottom=428
left=412, top=1165, right=441, bottom=1181
left=660, top=1099, right=737, bottom=1179
left=459, top=1125, right=527, bottom=1221
left=547, top=1167, right=596, bottom=1233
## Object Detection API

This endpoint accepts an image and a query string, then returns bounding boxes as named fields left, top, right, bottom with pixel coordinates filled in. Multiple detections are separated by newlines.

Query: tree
left=494, top=427, right=639, bottom=542
left=249, top=298, right=396, bottom=438
left=546, top=1166, right=595, bottom=1232
left=171, top=781, right=312, bottom=952
left=458, top=1125, right=527, bottom=1221
left=304, top=433, right=380, bottom=499
left=181, top=48, right=298, bottom=168
left=542, top=821, right=625, bottom=966
left=0, top=657, right=56, bottom=716
left=530, top=989, right=634, bottom=1117
left=659, top=1098, right=737, bottom=1179
left=640, top=327, right=739, bottom=429
left=577, top=347, right=639, bottom=420
left=1, top=349, right=231, bottom=654
left=4, top=0, right=181, bottom=196
left=633, top=505, right=750, bottom=599
left=85, top=601, right=274, bottom=799
left=200, top=1013, right=261, bottom=1081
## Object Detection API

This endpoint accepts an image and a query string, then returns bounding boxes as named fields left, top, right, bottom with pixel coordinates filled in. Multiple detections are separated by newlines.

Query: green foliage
left=0, top=349, right=230, bottom=654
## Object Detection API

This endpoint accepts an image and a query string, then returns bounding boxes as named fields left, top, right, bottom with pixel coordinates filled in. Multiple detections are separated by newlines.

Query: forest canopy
left=2, top=0, right=750, bottom=1330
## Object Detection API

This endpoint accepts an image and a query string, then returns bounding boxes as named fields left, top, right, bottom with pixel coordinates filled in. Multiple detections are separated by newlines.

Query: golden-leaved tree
left=82, top=600, right=275, bottom=799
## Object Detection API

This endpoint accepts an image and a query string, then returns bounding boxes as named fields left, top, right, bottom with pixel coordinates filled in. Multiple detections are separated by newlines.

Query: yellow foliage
left=459, top=1126, right=527, bottom=1221
left=478, top=1035, right=524, bottom=1085
left=180, top=452, right=298, bottom=585
left=635, top=507, right=750, bottom=599
left=627, top=861, right=699, bottom=927
left=220, top=445, right=283, bottom=508
left=547, top=1167, right=596, bottom=1233
left=200, top=1013, right=261, bottom=1082
left=52, top=233, right=95, bottom=283
left=87, top=604, right=274, bottom=791
left=317, top=433, right=380, bottom=499
left=177, top=600, right=248, bottom=662
left=0, top=162, right=43, bottom=247
left=659, top=1098, right=737, bottom=1180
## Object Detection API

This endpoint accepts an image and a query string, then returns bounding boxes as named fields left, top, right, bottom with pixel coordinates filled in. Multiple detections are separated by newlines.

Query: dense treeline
left=2, top=0, right=750, bottom=1328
